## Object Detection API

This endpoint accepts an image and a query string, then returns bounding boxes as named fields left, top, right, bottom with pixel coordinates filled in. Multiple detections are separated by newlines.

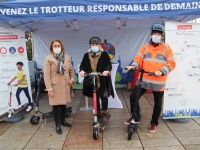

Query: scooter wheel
left=93, top=128, right=99, bottom=140
left=127, top=127, right=134, bottom=140
left=30, top=115, right=40, bottom=125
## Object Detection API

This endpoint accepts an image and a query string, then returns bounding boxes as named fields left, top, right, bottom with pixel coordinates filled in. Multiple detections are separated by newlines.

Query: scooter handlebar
left=84, top=72, right=103, bottom=76
left=125, top=67, right=155, bottom=76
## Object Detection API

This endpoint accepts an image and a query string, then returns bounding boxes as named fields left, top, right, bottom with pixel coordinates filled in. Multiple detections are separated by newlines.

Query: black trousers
left=130, top=86, right=164, bottom=125
left=52, top=105, right=66, bottom=125
left=95, top=92, right=108, bottom=111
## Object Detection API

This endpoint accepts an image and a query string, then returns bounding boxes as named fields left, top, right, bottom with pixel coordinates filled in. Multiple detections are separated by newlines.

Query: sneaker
left=131, top=119, right=140, bottom=124
left=124, top=118, right=139, bottom=125
left=26, top=105, right=32, bottom=112
left=124, top=118, right=132, bottom=125
left=148, top=123, right=157, bottom=132
left=15, top=105, right=22, bottom=110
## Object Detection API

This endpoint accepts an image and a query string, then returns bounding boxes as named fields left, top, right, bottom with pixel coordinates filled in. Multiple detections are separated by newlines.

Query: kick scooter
left=84, top=72, right=110, bottom=140
left=126, top=68, right=155, bottom=140
left=30, top=68, right=72, bottom=125
left=7, top=84, right=28, bottom=118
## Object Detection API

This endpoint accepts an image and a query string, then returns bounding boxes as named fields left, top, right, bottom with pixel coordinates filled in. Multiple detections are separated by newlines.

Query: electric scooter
left=7, top=84, right=28, bottom=118
left=30, top=68, right=72, bottom=125
left=126, top=68, right=155, bottom=140
left=84, top=72, right=110, bottom=140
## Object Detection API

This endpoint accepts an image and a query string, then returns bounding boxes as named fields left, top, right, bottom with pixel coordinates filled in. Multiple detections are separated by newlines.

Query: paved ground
left=0, top=89, right=200, bottom=150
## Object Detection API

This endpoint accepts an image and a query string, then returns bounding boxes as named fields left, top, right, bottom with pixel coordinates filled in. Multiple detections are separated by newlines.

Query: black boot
left=61, top=121, right=72, bottom=127
left=56, top=124, right=62, bottom=134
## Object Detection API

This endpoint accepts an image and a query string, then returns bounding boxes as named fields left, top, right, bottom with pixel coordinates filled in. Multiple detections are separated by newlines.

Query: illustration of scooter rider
left=8, top=61, right=32, bottom=112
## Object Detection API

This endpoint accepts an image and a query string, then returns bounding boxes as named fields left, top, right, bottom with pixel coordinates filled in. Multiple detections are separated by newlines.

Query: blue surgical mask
left=91, top=46, right=99, bottom=52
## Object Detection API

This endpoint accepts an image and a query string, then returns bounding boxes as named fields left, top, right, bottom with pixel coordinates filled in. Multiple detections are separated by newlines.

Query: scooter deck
left=14, top=103, right=28, bottom=114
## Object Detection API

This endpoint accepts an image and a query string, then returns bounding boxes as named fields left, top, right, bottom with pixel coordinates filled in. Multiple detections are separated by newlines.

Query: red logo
left=198, top=79, right=200, bottom=81
left=18, top=47, right=24, bottom=54
left=0, top=47, right=7, bottom=54
left=177, top=25, right=192, bottom=30
left=0, top=35, right=18, bottom=40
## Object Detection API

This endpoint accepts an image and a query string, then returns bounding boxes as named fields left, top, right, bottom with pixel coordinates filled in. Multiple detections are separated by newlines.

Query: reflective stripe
left=163, top=43, right=167, bottom=56
left=161, top=65, right=171, bottom=74
left=156, top=54, right=167, bottom=61
left=143, top=52, right=151, bottom=59
left=137, top=52, right=143, bottom=58
left=144, top=43, right=149, bottom=55
left=167, top=56, right=175, bottom=61
left=144, top=58, right=167, bottom=64
left=141, top=78, right=166, bottom=84
left=131, top=61, right=139, bottom=68
left=136, top=79, right=165, bottom=91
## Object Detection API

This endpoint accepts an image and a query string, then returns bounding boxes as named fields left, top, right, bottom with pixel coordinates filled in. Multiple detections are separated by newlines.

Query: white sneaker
left=15, top=105, right=22, bottom=110
left=131, top=119, right=140, bottom=124
left=26, top=106, right=32, bottom=112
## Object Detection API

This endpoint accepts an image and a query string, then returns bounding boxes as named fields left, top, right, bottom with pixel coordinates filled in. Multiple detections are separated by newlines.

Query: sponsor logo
left=18, top=47, right=24, bottom=54
left=168, top=94, right=183, bottom=96
left=165, top=88, right=176, bottom=91
left=9, top=47, right=16, bottom=54
left=192, top=65, right=200, bottom=69
left=0, top=35, right=18, bottom=40
left=193, top=73, right=200, bottom=76
left=177, top=25, right=192, bottom=30
left=180, top=99, right=187, bottom=106
left=187, top=45, right=200, bottom=48
left=0, top=47, right=7, bottom=54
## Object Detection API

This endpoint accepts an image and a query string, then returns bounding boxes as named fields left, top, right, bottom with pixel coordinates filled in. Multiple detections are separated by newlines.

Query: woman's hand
left=68, top=79, right=74, bottom=86
left=79, top=70, right=85, bottom=77
left=155, top=70, right=163, bottom=76
left=48, top=90, right=54, bottom=97
left=102, top=71, right=110, bottom=76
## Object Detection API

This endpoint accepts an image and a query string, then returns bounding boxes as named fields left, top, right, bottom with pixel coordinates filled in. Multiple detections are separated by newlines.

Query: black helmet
left=151, top=23, right=164, bottom=33
left=89, top=36, right=101, bottom=44
left=16, top=61, right=23, bottom=66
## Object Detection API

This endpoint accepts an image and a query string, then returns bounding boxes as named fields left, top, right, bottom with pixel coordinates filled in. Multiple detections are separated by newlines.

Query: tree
left=25, top=31, right=32, bottom=61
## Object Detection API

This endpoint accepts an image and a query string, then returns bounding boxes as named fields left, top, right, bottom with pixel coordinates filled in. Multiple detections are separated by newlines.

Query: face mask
left=53, top=48, right=61, bottom=54
left=91, top=46, right=99, bottom=52
left=152, top=35, right=161, bottom=43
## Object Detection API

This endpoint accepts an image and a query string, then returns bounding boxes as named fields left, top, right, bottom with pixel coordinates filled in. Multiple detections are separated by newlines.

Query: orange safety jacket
left=131, top=42, right=176, bottom=91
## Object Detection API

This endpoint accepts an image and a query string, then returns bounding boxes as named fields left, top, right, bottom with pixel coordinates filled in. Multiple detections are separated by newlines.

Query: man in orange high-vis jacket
left=124, top=23, right=176, bottom=133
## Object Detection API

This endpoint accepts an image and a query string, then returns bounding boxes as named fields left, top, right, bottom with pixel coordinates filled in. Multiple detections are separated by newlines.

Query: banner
left=163, top=22, right=200, bottom=119
left=0, top=29, right=32, bottom=117
left=1, top=0, right=200, bottom=21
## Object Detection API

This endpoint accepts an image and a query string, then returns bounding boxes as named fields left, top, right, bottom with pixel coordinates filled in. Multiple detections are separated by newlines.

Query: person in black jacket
left=79, top=36, right=114, bottom=124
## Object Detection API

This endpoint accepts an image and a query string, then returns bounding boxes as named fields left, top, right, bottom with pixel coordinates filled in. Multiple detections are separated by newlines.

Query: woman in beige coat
left=44, top=39, right=75, bottom=134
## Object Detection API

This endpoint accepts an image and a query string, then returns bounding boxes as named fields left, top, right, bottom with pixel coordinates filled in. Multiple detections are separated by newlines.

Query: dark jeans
left=53, top=105, right=66, bottom=125
left=16, top=87, right=32, bottom=106
left=95, top=92, right=108, bottom=111
left=130, top=86, right=164, bottom=125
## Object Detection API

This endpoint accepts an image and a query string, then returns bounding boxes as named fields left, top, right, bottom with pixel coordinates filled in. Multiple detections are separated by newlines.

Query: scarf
left=88, top=51, right=102, bottom=89
left=53, top=52, right=65, bottom=74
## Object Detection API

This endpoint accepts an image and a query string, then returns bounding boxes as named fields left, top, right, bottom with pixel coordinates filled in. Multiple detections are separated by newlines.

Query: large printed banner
left=0, top=1, right=200, bottom=21
left=0, top=29, right=32, bottom=117
left=163, top=22, right=200, bottom=119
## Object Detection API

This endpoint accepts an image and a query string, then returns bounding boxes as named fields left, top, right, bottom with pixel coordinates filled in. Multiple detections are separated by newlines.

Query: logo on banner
left=165, top=88, right=176, bottom=91
left=177, top=25, right=192, bottom=30
left=18, top=47, right=24, bottom=54
left=0, top=47, right=7, bottom=54
left=0, top=35, right=18, bottom=40
left=168, top=93, right=182, bottom=96
left=180, top=99, right=187, bottom=106
left=9, top=47, right=16, bottom=54
left=192, top=65, right=200, bottom=69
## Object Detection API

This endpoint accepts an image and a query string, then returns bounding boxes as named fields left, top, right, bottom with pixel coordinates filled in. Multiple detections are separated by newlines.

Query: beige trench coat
left=44, top=54, right=74, bottom=105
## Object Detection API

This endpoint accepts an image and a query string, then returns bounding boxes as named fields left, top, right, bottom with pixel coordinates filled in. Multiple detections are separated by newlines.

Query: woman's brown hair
left=49, top=39, right=65, bottom=54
